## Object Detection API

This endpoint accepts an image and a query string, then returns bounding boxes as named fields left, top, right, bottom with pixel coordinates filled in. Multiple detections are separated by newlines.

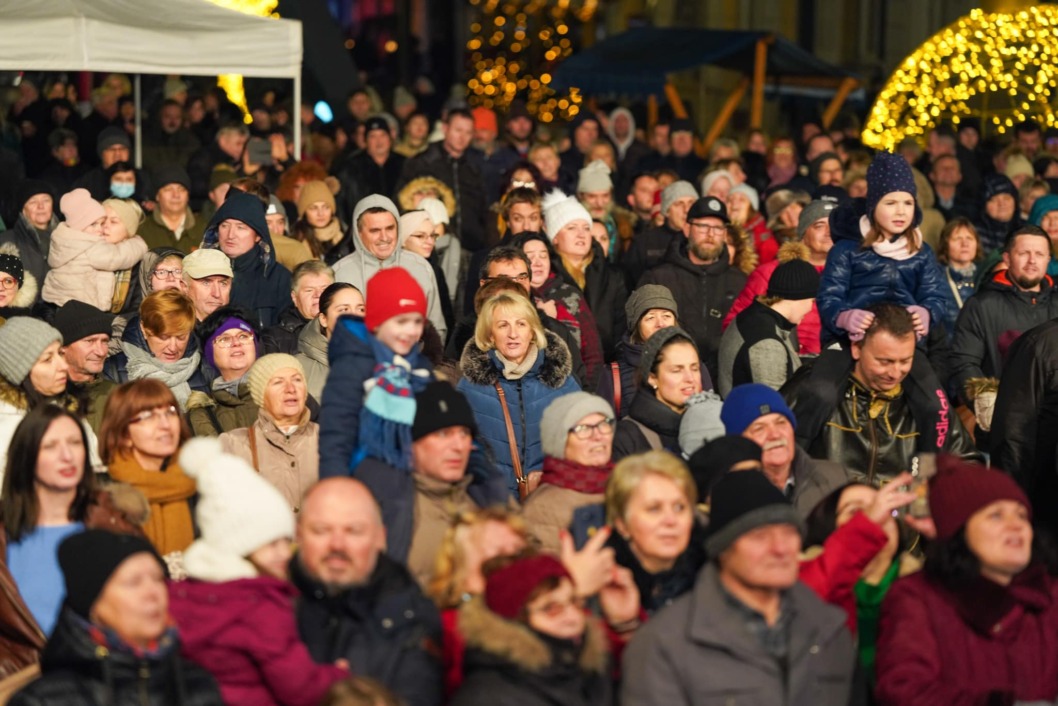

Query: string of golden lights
left=466, top=0, right=597, bottom=122
left=864, top=6, right=1058, bottom=151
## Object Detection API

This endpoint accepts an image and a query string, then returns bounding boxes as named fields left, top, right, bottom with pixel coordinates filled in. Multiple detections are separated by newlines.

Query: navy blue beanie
left=866, top=151, right=917, bottom=220
left=721, top=383, right=797, bottom=435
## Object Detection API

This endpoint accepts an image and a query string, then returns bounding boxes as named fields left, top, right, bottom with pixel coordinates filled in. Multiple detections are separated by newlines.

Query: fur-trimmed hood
left=459, top=330, right=573, bottom=388
left=0, top=243, right=38, bottom=309
left=458, top=595, right=608, bottom=675
left=777, top=239, right=811, bottom=264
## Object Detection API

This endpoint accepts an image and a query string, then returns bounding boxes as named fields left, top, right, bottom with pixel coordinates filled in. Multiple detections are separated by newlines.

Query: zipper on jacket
left=139, top=660, right=150, bottom=706
left=516, top=379, right=528, bottom=464
left=867, top=410, right=878, bottom=484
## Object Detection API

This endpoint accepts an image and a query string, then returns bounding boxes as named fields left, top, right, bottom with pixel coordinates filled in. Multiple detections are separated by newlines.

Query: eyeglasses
left=410, top=231, right=440, bottom=241
left=689, top=222, right=726, bottom=236
left=485, top=272, right=531, bottom=283
left=0, top=276, right=17, bottom=290
left=569, top=418, right=615, bottom=439
left=529, top=595, right=586, bottom=618
left=129, top=405, right=179, bottom=425
left=213, top=332, right=254, bottom=349
left=151, top=268, right=183, bottom=279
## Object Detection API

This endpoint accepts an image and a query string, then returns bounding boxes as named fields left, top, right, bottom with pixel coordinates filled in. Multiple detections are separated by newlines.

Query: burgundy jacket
left=875, top=565, right=1058, bottom=706
left=169, top=576, right=348, bottom=706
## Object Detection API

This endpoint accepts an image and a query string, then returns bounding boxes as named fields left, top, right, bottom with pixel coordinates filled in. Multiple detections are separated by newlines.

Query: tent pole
left=293, top=74, right=302, bottom=161
left=703, top=77, right=748, bottom=155
left=822, top=77, right=859, bottom=130
left=751, top=37, right=770, bottom=129
left=134, top=75, right=142, bottom=170
left=664, top=83, right=688, bottom=119
left=647, top=95, right=658, bottom=132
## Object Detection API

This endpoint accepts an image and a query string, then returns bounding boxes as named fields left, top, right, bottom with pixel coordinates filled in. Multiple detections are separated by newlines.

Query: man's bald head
left=296, top=478, right=387, bottom=591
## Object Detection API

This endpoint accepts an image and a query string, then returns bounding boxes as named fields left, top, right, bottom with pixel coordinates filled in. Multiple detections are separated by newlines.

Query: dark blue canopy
left=551, top=27, right=858, bottom=96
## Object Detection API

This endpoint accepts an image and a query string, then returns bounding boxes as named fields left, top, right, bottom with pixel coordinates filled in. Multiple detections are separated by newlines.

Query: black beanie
left=767, top=259, right=820, bottom=301
left=688, top=435, right=763, bottom=503
left=58, top=530, right=165, bottom=619
left=15, top=179, right=53, bottom=214
left=412, top=381, right=477, bottom=441
left=705, top=470, right=802, bottom=558
left=54, top=300, right=116, bottom=346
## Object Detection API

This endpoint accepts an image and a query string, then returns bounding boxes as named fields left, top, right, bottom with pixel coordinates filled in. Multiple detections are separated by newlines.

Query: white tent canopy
left=0, top=0, right=304, bottom=157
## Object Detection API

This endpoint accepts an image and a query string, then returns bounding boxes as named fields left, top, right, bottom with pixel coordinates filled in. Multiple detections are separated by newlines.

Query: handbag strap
left=247, top=424, right=260, bottom=473
left=493, top=382, right=528, bottom=501
left=611, top=361, right=622, bottom=417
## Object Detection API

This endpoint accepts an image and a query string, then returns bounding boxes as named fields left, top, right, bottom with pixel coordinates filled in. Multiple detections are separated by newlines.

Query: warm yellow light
left=205, top=0, right=278, bottom=120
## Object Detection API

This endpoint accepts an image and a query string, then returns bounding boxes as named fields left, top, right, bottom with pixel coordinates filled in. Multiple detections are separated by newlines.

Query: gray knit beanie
left=638, top=326, right=698, bottom=383
left=540, top=392, right=615, bottom=459
left=660, top=180, right=698, bottom=218
left=625, top=285, right=679, bottom=335
left=678, top=390, right=725, bottom=457
left=0, top=317, right=63, bottom=385
left=352, top=194, right=400, bottom=231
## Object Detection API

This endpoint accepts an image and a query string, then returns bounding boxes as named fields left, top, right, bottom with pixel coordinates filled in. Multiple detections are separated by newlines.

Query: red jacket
left=169, top=577, right=348, bottom=706
left=744, top=214, right=778, bottom=264
left=722, top=242, right=823, bottom=355
left=798, top=511, right=889, bottom=634
left=875, top=565, right=1058, bottom=706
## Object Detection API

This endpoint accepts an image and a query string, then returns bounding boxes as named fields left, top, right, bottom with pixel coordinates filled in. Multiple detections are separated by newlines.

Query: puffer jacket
left=330, top=215, right=446, bottom=341
left=552, top=241, right=627, bottom=361
left=949, top=269, right=1058, bottom=403
left=168, top=577, right=348, bottom=706
left=219, top=409, right=319, bottom=512
left=317, top=316, right=435, bottom=476
left=294, top=318, right=329, bottom=401
left=42, top=223, right=147, bottom=309
left=817, top=200, right=955, bottom=345
left=722, top=240, right=824, bottom=355
left=200, top=193, right=292, bottom=329
left=451, top=596, right=611, bottom=706
left=638, top=237, right=746, bottom=383
left=611, top=386, right=683, bottom=461
left=9, top=606, right=223, bottom=706
left=457, top=331, right=580, bottom=496
left=186, top=383, right=258, bottom=437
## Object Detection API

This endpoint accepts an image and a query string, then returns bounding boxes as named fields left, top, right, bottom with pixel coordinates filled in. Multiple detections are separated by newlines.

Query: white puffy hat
left=418, top=197, right=449, bottom=226
left=543, top=190, right=592, bottom=242
left=179, top=438, right=295, bottom=582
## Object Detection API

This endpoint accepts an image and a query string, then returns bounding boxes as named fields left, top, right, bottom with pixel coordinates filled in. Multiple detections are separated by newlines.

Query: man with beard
left=291, top=477, right=443, bottom=706
left=950, top=225, right=1058, bottom=410
left=783, top=303, right=979, bottom=484
left=721, top=383, right=848, bottom=518
left=54, top=299, right=116, bottom=434
left=576, top=159, right=637, bottom=261
left=638, top=196, right=746, bottom=383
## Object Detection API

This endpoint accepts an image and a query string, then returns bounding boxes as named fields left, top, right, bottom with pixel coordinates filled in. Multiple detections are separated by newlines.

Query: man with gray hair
left=180, top=248, right=233, bottom=322
left=621, top=179, right=698, bottom=287
left=332, top=194, right=446, bottom=339
left=292, top=477, right=443, bottom=706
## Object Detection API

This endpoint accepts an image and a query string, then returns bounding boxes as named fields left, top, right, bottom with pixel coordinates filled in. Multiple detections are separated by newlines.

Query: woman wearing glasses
left=110, top=247, right=186, bottom=353
left=522, top=393, right=616, bottom=553
left=103, top=289, right=210, bottom=410
left=187, top=307, right=261, bottom=436
left=401, top=210, right=455, bottom=336
left=99, top=378, right=196, bottom=557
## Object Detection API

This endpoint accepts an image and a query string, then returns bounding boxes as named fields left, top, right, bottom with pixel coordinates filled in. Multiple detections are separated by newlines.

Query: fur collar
left=458, top=595, right=608, bottom=674
left=459, top=330, right=572, bottom=388
left=777, top=240, right=810, bottom=264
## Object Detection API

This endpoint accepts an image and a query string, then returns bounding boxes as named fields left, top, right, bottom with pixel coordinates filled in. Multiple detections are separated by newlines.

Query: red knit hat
left=484, top=554, right=570, bottom=620
left=929, top=455, right=1031, bottom=541
left=364, top=267, right=427, bottom=332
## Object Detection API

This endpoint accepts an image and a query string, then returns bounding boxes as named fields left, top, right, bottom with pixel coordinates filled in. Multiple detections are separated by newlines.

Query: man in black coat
left=332, top=116, right=405, bottom=224
left=638, top=196, right=746, bottom=383
left=292, top=478, right=443, bottom=706
left=622, top=179, right=697, bottom=288
left=398, top=109, right=488, bottom=251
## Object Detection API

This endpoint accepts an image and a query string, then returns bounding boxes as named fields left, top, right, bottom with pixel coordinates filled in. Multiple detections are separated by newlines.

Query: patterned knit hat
left=866, top=151, right=917, bottom=220
left=0, top=248, right=24, bottom=289
left=0, top=317, right=62, bottom=385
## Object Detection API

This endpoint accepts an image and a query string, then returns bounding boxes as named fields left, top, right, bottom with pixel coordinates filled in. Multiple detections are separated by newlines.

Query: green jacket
left=186, top=383, right=258, bottom=437
left=138, top=208, right=205, bottom=254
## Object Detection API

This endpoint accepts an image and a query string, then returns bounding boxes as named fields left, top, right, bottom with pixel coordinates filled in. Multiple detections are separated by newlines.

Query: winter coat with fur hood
left=451, top=596, right=612, bottom=706
left=722, top=240, right=824, bottom=355
left=42, top=222, right=147, bottom=310
left=457, top=331, right=580, bottom=496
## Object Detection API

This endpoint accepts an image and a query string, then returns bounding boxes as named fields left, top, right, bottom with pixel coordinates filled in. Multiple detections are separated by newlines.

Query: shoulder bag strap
left=611, top=361, right=622, bottom=417
left=493, top=382, right=528, bottom=501
left=247, top=424, right=261, bottom=473
left=630, top=417, right=663, bottom=451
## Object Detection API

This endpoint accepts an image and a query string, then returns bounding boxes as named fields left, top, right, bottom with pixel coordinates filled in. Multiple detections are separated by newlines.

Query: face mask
left=110, top=182, right=135, bottom=199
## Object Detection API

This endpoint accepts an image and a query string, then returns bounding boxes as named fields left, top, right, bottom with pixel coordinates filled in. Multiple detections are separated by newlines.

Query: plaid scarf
left=541, top=456, right=613, bottom=494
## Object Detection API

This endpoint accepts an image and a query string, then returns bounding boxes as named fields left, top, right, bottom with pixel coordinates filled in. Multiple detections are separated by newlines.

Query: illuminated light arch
left=205, top=0, right=279, bottom=123
left=863, top=5, right=1058, bottom=151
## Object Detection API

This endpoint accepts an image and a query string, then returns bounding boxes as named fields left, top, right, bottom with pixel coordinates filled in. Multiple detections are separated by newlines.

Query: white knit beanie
left=179, top=438, right=295, bottom=582
left=399, top=210, right=434, bottom=246
left=577, top=159, right=612, bottom=194
left=418, top=197, right=450, bottom=226
left=700, top=170, right=736, bottom=198
left=728, top=183, right=760, bottom=212
left=543, top=193, right=592, bottom=242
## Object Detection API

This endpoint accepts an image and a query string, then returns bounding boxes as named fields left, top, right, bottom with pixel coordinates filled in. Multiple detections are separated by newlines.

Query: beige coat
left=43, top=223, right=147, bottom=309
left=218, top=409, right=319, bottom=512
left=295, top=318, right=330, bottom=400
left=522, top=483, right=604, bottom=554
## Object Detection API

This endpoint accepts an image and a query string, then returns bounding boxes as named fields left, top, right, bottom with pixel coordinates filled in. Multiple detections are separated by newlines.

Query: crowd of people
left=0, top=71, right=1055, bottom=705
